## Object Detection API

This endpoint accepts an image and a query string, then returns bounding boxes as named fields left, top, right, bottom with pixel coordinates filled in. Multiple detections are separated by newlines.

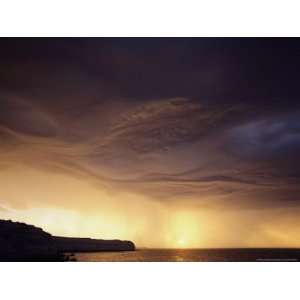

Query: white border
left=0, top=0, right=300, bottom=36
left=1, top=262, right=300, bottom=300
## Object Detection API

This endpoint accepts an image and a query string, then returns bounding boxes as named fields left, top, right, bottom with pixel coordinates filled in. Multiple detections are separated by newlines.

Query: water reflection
left=72, top=248, right=300, bottom=262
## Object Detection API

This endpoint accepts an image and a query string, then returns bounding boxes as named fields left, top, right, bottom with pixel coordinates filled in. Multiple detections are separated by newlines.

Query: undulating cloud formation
left=0, top=38, right=300, bottom=247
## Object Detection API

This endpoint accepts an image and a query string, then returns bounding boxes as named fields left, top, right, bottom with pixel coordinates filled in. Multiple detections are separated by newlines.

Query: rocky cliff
left=0, top=219, right=135, bottom=261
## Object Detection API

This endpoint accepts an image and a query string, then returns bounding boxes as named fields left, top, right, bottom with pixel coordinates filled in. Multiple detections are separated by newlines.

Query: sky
left=0, top=38, right=300, bottom=248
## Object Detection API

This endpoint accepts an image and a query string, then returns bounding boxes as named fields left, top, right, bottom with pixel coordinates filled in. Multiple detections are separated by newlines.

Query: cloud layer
left=0, top=38, right=300, bottom=246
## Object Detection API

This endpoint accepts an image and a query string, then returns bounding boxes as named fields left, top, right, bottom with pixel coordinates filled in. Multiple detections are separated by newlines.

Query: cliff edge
left=0, top=219, right=135, bottom=261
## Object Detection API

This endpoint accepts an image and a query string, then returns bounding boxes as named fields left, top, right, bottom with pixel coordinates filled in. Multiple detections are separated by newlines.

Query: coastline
left=0, top=219, right=135, bottom=262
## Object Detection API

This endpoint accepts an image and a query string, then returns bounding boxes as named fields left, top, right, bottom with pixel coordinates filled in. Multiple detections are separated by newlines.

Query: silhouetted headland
left=0, top=219, right=135, bottom=261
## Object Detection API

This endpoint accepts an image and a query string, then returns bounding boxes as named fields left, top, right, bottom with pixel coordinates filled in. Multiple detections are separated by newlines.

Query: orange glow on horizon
left=1, top=166, right=300, bottom=249
left=165, top=211, right=204, bottom=248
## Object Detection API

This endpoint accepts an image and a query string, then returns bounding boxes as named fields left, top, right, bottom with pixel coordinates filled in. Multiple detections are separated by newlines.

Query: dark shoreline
left=0, top=219, right=135, bottom=262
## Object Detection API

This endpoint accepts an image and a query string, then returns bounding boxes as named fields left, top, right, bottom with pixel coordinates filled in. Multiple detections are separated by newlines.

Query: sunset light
left=1, top=38, right=300, bottom=263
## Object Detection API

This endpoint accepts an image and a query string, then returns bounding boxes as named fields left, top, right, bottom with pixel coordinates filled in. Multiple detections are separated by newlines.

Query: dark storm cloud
left=0, top=95, right=59, bottom=138
left=1, top=38, right=300, bottom=210
left=92, top=98, right=245, bottom=159
left=227, top=113, right=300, bottom=160
left=2, top=38, right=300, bottom=101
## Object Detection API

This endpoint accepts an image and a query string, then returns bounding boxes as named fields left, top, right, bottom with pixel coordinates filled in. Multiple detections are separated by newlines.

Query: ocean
left=71, top=248, right=300, bottom=262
